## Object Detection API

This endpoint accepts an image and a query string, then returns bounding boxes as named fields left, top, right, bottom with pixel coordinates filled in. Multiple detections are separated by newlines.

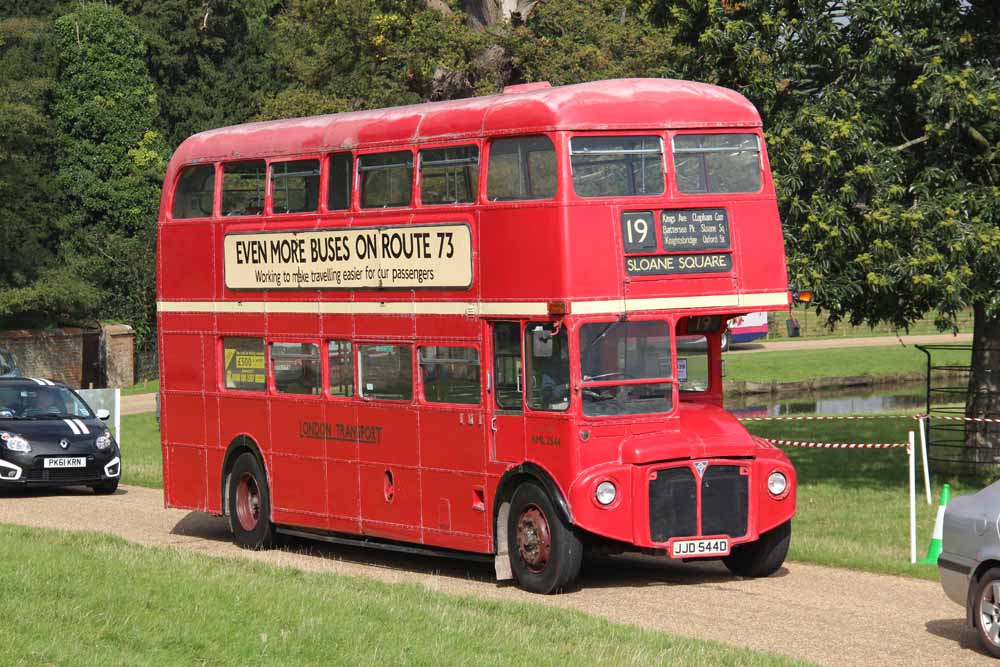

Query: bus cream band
left=156, top=292, right=790, bottom=316
left=224, top=224, right=473, bottom=290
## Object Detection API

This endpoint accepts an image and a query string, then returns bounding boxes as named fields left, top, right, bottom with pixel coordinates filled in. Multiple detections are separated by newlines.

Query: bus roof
left=169, top=78, right=761, bottom=166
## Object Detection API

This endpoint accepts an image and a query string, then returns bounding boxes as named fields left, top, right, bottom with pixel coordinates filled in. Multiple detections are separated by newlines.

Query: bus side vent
left=648, top=468, right=697, bottom=542
left=700, top=465, right=748, bottom=538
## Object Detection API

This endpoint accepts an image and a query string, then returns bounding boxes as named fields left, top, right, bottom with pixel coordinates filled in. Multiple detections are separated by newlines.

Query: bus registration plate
left=670, top=538, right=729, bottom=558
left=44, top=457, right=85, bottom=469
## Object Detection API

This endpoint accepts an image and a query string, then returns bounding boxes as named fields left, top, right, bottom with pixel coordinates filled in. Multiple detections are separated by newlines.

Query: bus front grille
left=700, top=465, right=748, bottom=538
left=648, top=467, right=697, bottom=542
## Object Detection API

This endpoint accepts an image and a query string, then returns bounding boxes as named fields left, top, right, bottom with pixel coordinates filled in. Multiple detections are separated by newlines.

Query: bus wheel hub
left=516, top=505, right=551, bottom=572
left=236, top=473, right=261, bottom=531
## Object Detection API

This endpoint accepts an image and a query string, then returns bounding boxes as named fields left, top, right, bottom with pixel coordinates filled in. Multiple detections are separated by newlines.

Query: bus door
left=487, top=321, right=525, bottom=463
left=415, top=344, right=488, bottom=551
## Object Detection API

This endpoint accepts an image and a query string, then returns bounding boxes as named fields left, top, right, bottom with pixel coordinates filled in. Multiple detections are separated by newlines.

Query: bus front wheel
left=228, top=452, right=275, bottom=550
left=507, top=481, right=582, bottom=594
left=723, top=520, right=790, bottom=578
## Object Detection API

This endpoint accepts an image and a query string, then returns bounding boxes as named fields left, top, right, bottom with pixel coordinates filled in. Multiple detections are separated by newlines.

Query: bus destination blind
left=660, top=208, right=730, bottom=251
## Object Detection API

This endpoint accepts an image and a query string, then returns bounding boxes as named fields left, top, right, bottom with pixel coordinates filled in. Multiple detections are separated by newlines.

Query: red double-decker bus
left=157, top=78, right=795, bottom=593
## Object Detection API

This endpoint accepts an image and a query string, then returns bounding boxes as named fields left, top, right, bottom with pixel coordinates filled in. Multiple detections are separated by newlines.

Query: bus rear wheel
left=507, top=481, right=582, bottom=594
left=723, top=520, right=790, bottom=578
left=228, top=452, right=275, bottom=550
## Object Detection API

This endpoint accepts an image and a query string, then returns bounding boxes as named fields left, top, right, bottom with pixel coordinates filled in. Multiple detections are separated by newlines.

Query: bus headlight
left=595, top=481, right=617, bottom=506
left=1, top=432, right=30, bottom=453
left=767, top=471, right=787, bottom=497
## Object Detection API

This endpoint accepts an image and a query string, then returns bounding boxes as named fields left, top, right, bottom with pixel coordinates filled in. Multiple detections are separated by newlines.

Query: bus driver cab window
left=525, top=323, right=569, bottom=411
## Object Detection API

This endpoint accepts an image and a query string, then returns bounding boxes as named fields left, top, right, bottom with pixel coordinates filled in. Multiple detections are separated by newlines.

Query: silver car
left=939, top=479, right=1000, bottom=658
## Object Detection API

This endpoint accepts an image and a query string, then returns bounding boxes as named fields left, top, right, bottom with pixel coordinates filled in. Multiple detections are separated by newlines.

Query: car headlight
left=767, top=471, right=787, bottom=497
left=95, top=431, right=114, bottom=451
left=595, top=481, right=617, bottom=506
left=1, top=432, right=30, bottom=453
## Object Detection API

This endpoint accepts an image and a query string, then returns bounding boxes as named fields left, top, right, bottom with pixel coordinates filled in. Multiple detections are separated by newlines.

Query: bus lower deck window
left=570, top=136, right=664, bottom=197
left=359, top=151, right=413, bottom=208
left=358, top=344, right=412, bottom=400
left=271, top=342, right=321, bottom=395
left=222, top=338, right=266, bottom=391
left=328, top=340, right=353, bottom=397
left=525, top=323, right=569, bottom=412
left=172, top=165, right=215, bottom=219
left=222, top=161, right=266, bottom=215
left=271, top=159, right=320, bottom=214
left=419, top=346, right=480, bottom=404
left=673, top=133, right=762, bottom=194
left=420, top=146, right=478, bottom=205
left=487, top=136, right=556, bottom=201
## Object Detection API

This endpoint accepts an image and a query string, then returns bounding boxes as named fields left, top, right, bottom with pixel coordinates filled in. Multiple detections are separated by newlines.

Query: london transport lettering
left=299, top=421, right=383, bottom=444
left=224, top=223, right=472, bottom=290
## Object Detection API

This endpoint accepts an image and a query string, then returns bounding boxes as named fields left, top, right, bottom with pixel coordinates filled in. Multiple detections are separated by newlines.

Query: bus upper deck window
left=673, top=133, right=761, bottom=194
left=221, top=161, right=266, bottom=216
left=570, top=136, right=664, bottom=198
left=271, top=159, right=319, bottom=214
left=420, top=146, right=478, bottom=205
left=359, top=151, right=413, bottom=208
left=172, top=165, right=215, bottom=219
left=327, top=153, right=352, bottom=211
left=487, top=136, right=556, bottom=201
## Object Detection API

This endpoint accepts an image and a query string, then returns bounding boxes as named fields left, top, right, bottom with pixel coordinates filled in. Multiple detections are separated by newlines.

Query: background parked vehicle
left=938, top=479, right=1000, bottom=658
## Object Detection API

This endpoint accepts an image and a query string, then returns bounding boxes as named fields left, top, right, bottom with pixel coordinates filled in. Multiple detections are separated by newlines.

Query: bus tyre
left=507, top=482, right=582, bottom=594
left=91, top=479, right=118, bottom=495
left=723, top=520, right=790, bottom=578
left=228, top=452, right=275, bottom=550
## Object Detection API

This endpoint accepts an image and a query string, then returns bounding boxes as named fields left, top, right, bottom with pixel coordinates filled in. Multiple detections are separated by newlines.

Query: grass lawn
left=762, top=305, right=973, bottom=341
left=120, top=412, right=162, bottom=488
left=0, top=525, right=802, bottom=667
left=724, top=345, right=970, bottom=384
left=745, top=416, right=986, bottom=580
left=122, top=379, right=159, bottom=396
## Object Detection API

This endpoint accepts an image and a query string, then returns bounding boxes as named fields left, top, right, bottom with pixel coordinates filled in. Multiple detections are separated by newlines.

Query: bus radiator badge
left=694, top=461, right=708, bottom=478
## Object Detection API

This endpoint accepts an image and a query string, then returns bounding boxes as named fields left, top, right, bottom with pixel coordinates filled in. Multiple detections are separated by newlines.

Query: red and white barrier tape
left=767, top=439, right=909, bottom=450
left=918, top=414, right=1000, bottom=424
left=739, top=414, right=914, bottom=422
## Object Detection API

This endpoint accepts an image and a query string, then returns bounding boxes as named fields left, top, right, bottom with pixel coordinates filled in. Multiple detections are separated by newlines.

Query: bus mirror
left=531, top=328, right=553, bottom=358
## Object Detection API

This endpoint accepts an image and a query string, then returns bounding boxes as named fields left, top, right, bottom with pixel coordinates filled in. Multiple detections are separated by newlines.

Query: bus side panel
left=164, top=444, right=206, bottom=510
left=159, top=223, right=215, bottom=300
left=480, top=206, right=564, bottom=300
left=414, top=315, right=479, bottom=340
left=732, top=199, right=788, bottom=295
left=268, top=398, right=327, bottom=529
left=359, top=464, right=421, bottom=542
left=160, top=333, right=205, bottom=392
left=420, top=470, right=489, bottom=552
left=563, top=205, right=621, bottom=299
left=325, top=401, right=359, bottom=533
left=268, top=312, right=320, bottom=337
left=219, top=395, right=269, bottom=464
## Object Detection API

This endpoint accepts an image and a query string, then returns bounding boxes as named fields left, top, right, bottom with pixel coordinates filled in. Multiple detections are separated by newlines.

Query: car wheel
left=721, top=331, right=732, bottom=352
left=975, top=568, right=1000, bottom=658
left=507, top=481, right=582, bottom=594
left=228, top=452, right=275, bottom=550
left=91, top=479, right=119, bottom=495
left=723, top=521, right=791, bottom=578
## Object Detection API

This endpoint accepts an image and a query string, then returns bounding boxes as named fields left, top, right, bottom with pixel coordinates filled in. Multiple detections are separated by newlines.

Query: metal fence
left=917, top=343, right=1000, bottom=476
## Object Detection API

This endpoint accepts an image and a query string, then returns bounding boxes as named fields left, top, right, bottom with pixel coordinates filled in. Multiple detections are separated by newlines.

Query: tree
left=659, top=1, right=1000, bottom=456
left=0, top=13, right=100, bottom=326
left=51, top=3, right=167, bottom=343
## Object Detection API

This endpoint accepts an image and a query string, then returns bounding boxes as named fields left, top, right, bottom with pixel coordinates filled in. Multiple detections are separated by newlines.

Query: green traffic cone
left=918, top=483, right=951, bottom=565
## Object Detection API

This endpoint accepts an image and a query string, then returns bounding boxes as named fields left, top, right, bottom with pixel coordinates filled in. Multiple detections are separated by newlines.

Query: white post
left=909, top=430, right=917, bottom=564
left=115, top=388, right=121, bottom=447
left=919, top=415, right=931, bottom=504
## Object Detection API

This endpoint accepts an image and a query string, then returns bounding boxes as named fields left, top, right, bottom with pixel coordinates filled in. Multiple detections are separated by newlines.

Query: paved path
left=0, top=485, right=991, bottom=666
left=121, top=392, right=156, bottom=416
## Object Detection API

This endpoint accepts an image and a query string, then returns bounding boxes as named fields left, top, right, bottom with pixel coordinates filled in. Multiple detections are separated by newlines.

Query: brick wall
left=0, top=325, right=135, bottom=388
left=0, top=329, right=86, bottom=386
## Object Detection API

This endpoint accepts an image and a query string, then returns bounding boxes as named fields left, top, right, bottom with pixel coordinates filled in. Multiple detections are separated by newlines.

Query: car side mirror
left=96, top=409, right=111, bottom=420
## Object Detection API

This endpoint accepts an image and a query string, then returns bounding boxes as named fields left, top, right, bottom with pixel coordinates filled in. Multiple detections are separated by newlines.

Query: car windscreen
left=0, top=386, right=93, bottom=419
